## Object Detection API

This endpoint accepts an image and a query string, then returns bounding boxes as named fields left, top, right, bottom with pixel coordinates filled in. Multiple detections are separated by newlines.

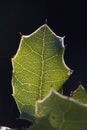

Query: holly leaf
left=12, top=24, right=70, bottom=121
left=28, top=89, right=87, bottom=130
left=72, top=85, right=87, bottom=104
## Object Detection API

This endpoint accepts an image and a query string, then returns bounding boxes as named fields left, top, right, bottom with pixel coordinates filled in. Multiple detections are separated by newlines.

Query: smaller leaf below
left=28, top=89, right=87, bottom=130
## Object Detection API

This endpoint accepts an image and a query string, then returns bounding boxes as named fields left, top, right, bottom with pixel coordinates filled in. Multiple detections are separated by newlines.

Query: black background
left=0, top=0, right=87, bottom=128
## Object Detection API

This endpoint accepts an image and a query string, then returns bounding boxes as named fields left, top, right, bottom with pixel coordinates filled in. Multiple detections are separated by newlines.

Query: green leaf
left=72, top=85, right=87, bottom=104
left=12, top=24, right=70, bottom=121
left=28, top=89, right=87, bottom=130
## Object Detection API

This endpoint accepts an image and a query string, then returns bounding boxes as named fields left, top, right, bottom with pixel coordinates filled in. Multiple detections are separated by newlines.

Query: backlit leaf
left=12, top=24, right=70, bottom=121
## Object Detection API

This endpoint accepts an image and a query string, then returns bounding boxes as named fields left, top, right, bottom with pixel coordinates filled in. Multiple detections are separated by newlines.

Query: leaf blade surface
left=12, top=24, right=70, bottom=121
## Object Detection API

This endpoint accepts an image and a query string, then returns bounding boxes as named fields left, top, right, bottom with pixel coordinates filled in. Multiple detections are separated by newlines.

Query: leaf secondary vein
left=14, top=61, right=40, bottom=77
left=23, top=39, right=41, bottom=57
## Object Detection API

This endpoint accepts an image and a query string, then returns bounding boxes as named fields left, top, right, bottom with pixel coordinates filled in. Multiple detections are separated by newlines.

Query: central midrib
left=39, top=26, right=46, bottom=99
